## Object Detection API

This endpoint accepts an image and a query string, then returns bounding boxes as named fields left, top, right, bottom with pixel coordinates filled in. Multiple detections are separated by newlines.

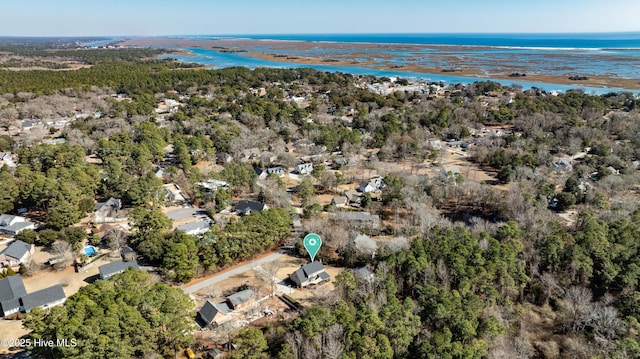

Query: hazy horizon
left=2, top=0, right=639, bottom=37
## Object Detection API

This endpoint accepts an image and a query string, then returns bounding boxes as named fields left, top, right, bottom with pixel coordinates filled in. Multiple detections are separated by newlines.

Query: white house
left=289, top=261, right=330, bottom=288
left=358, top=177, right=384, bottom=193
left=0, top=240, right=35, bottom=267
left=0, top=215, right=36, bottom=235
left=176, top=221, right=210, bottom=236
left=296, top=162, right=314, bottom=175
left=93, top=198, right=126, bottom=223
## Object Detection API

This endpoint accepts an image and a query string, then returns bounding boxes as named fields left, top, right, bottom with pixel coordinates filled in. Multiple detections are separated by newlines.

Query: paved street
left=181, top=251, right=285, bottom=294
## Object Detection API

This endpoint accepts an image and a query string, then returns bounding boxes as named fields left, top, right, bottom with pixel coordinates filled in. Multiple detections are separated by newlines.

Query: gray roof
left=302, top=261, right=325, bottom=276
left=236, top=201, right=266, bottom=214
left=335, top=211, right=379, bottom=223
left=332, top=196, right=348, bottom=205
left=20, top=284, right=66, bottom=312
left=226, top=289, right=254, bottom=308
left=176, top=220, right=210, bottom=234
left=0, top=276, right=27, bottom=316
left=354, top=234, right=377, bottom=254
left=198, top=300, right=232, bottom=325
left=94, top=197, right=121, bottom=212
left=1, top=240, right=33, bottom=260
left=0, top=276, right=27, bottom=302
left=290, top=261, right=329, bottom=286
left=99, top=260, right=139, bottom=280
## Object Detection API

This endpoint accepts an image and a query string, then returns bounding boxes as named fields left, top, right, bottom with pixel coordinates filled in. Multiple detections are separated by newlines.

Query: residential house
left=427, top=139, right=444, bottom=150
left=0, top=277, right=66, bottom=317
left=440, top=166, right=462, bottom=180
left=0, top=152, right=12, bottom=162
left=0, top=276, right=27, bottom=317
left=226, top=289, right=255, bottom=310
left=197, top=300, right=233, bottom=327
left=20, top=284, right=66, bottom=313
left=98, top=260, right=140, bottom=280
left=344, top=189, right=362, bottom=206
left=163, top=183, right=188, bottom=205
left=332, top=156, right=359, bottom=168
left=154, top=167, right=165, bottom=179
left=94, top=198, right=126, bottom=223
left=331, top=196, right=348, bottom=208
left=296, top=162, right=314, bottom=175
left=240, top=147, right=261, bottom=162
left=353, top=233, right=377, bottom=257
left=197, top=180, right=229, bottom=195
left=358, top=177, right=384, bottom=193
left=552, top=159, right=573, bottom=172
left=235, top=201, right=268, bottom=216
left=21, top=120, right=43, bottom=131
left=334, top=211, right=380, bottom=228
left=196, top=289, right=255, bottom=328
left=257, top=166, right=286, bottom=179
left=121, top=246, right=137, bottom=262
left=0, top=215, right=36, bottom=235
left=289, top=261, right=330, bottom=288
left=216, top=152, right=233, bottom=165
left=0, top=240, right=35, bottom=267
left=176, top=221, right=210, bottom=236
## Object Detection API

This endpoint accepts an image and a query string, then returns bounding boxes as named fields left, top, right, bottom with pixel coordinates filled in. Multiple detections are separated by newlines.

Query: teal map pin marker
left=303, top=233, right=322, bottom=262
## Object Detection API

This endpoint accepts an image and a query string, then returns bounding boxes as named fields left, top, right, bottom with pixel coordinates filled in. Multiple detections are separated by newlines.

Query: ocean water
left=161, top=33, right=640, bottom=94
left=195, top=33, right=640, bottom=49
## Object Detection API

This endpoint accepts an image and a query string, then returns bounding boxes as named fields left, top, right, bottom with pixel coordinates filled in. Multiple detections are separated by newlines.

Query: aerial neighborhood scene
left=1, top=1, right=640, bottom=358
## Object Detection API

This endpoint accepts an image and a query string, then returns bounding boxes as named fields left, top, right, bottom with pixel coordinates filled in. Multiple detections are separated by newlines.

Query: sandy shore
left=121, top=37, right=640, bottom=91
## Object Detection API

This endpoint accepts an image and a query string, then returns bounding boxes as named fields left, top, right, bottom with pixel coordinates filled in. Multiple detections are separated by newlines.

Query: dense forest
left=2, top=46, right=639, bottom=358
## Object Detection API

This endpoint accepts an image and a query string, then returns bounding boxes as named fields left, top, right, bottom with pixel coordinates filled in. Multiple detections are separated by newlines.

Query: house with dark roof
left=0, top=276, right=27, bottom=317
left=289, top=261, right=330, bottom=288
left=235, top=201, right=268, bottom=216
left=0, top=240, right=35, bottom=267
left=0, top=215, right=36, bottom=236
left=197, top=300, right=233, bottom=327
left=196, top=289, right=256, bottom=328
left=98, top=260, right=139, bottom=280
left=20, top=284, right=66, bottom=312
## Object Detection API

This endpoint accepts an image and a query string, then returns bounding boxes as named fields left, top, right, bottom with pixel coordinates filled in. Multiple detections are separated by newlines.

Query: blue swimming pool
left=84, top=246, right=97, bottom=256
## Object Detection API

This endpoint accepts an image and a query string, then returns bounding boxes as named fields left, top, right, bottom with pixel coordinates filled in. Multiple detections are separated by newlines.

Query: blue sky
left=2, top=0, right=639, bottom=36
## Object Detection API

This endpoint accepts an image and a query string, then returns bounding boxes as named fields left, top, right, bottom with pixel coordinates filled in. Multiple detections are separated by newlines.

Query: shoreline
left=121, top=37, right=640, bottom=91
